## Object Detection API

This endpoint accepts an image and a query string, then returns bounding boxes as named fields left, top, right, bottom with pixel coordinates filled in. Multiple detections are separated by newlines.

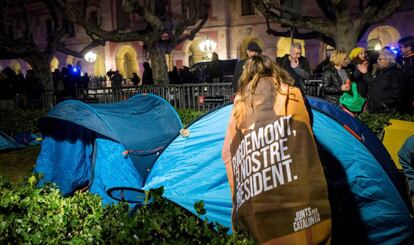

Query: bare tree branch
left=56, top=38, right=105, bottom=58
left=52, top=0, right=160, bottom=43
left=171, top=0, right=209, bottom=46
left=253, top=0, right=333, bottom=36
left=360, top=0, right=404, bottom=26
left=255, top=0, right=404, bottom=51
left=264, top=17, right=335, bottom=47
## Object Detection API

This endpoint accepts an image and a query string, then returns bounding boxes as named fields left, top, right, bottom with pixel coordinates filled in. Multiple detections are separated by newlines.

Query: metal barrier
left=304, top=80, right=323, bottom=97
left=13, top=90, right=55, bottom=110
left=75, top=80, right=322, bottom=110
left=77, top=83, right=234, bottom=110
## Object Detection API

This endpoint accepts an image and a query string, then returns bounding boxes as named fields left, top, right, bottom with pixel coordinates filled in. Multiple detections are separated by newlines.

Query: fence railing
left=76, top=80, right=322, bottom=109
left=303, top=80, right=323, bottom=97
left=12, top=90, right=55, bottom=110
left=76, top=83, right=234, bottom=110
left=3, top=80, right=322, bottom=111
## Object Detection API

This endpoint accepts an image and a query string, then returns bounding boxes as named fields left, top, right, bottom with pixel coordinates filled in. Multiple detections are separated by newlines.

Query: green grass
left=0, top=145, right=40, bottom=183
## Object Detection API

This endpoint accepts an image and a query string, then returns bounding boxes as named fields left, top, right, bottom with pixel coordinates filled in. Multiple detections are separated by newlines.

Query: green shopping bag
left=339, top=82, right=366, bottom=113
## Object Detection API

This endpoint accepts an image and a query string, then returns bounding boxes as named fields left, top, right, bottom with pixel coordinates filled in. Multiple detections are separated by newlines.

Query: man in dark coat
left=399, top=36, right=414, bottom=114
left=142, top=62, right=154, bottom=85
left=205, top=52, right=224, bottom=83
left=367, top=48, right=404, bottom=113
left=277, top=42, right=311, bottom=91
left=232, top=42, right=262, bottom=93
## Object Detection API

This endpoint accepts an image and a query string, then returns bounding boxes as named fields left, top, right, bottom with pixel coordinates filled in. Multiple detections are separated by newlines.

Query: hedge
left=0, top=176, right=255, bottom=244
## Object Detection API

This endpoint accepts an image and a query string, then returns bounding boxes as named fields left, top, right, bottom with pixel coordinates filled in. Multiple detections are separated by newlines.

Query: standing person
left=142, top=62, right=154, bottom=85
left=222, top=55, right=331, bottom=244
left=131, top=72, right=141, bottom=86
left=205, top=52, right=224, bottom=83
left=277, top=42, right=311, bottom=90
left=111, top=70, right=123, bottom=89
left=347, top=47, right=372, bottom=99
left=321, top=50, right=351, bottom=105
left=367, top=48, right=404, bottom=113
left=232, top=41, right=262, bottom=93
left=111, top=70, right=123, bottom=101
left=398, top=36, right=414, bottom=114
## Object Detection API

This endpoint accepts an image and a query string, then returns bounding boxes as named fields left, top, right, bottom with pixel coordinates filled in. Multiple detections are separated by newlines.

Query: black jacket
left=401, top=55, right=414, bottom=113
left=277, top=54, right=311, bottom=90
left=367, top=64, right=404, bottom=113
left=347, top=61, right=372, bottom=99
left=321, top=66, right=348, bottom=105
left=205, top=60, right=224, bottom=82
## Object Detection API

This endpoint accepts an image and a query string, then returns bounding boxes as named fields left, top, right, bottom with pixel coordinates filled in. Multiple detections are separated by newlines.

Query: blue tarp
left=144, top=105, right=233, bottom=228
left=34, top=94, right=182, bottom=199
left=143, top=100, right=414, bottom=244
left=0, top=131, right=25, bottom=151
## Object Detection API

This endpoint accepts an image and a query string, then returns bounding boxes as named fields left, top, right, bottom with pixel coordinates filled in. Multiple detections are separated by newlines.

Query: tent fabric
left=35, top=94, right=182, bottom=198
left=307, top=96, right=413, bottom=213
left=89, top=138, right=143, bottom=204
left=144, top=105, right=233, bottom=228
left=35, top=121, right=94, bottom=195
left=313, top=110, right=413, bottom=244
left=143, top=100, right=414, bottom=243
left=0, top=131, right=25, bottom=151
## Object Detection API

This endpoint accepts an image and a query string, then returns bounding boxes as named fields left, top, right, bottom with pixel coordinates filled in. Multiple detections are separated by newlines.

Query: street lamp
left=199, top=38, right=217, bottom=58
left=374, top=40, right=382, bottom=51
left=84, top=51, right=97, bottom=63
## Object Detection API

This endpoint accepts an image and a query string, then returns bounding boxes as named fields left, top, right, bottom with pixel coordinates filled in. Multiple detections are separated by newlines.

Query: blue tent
left=0, top=131, right=25, bottom=151
left=34, top=94, right=182, bottom=203
left=139, top=98, right=414, bottom=244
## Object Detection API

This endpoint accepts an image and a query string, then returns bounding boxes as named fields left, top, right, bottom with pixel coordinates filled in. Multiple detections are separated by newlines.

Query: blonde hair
left=330, top=50, right=349, bottom=66
left=238, top=55, right=294, bottom=101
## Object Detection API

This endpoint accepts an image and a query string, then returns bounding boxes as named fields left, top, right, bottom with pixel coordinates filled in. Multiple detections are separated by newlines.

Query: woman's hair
left=330, top=50, right=349, bottom=66
left=238, top=55, right=294, bottom=99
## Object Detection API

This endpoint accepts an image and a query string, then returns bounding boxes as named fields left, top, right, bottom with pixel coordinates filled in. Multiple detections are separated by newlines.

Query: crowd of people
left=231, top=37, right=414, bottom=115
left=319, top=36, right=414, bottom=115
left=0, top=67, right=44, bottom=109
left=1, top=36, right=413, bottom=113
left=223, top=38, right=414, bottom=244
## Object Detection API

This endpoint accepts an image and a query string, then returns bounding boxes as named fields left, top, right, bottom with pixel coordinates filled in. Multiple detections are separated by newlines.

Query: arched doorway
left=238, top=36, right=265, bottom=60
left=276, top=37, right=306, bottom=57
left=115, top=44, right=139, bottom=79
left=50, top=57, right=59, bottom=71
left=94, top=53, right=106, bottom=77
left=367, top=25, right=401, bottom=51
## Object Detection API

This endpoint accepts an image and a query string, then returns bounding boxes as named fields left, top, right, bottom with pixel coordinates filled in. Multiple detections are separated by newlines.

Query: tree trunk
left=25, top=53, right=53, bottom=91
left=147, top=43, right=169, bottom=85
left=332, top=22, right=359, bottom=53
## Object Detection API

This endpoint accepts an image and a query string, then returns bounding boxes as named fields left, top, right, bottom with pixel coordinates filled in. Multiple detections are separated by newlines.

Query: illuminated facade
left=1, top=0, right=414, bottom=79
